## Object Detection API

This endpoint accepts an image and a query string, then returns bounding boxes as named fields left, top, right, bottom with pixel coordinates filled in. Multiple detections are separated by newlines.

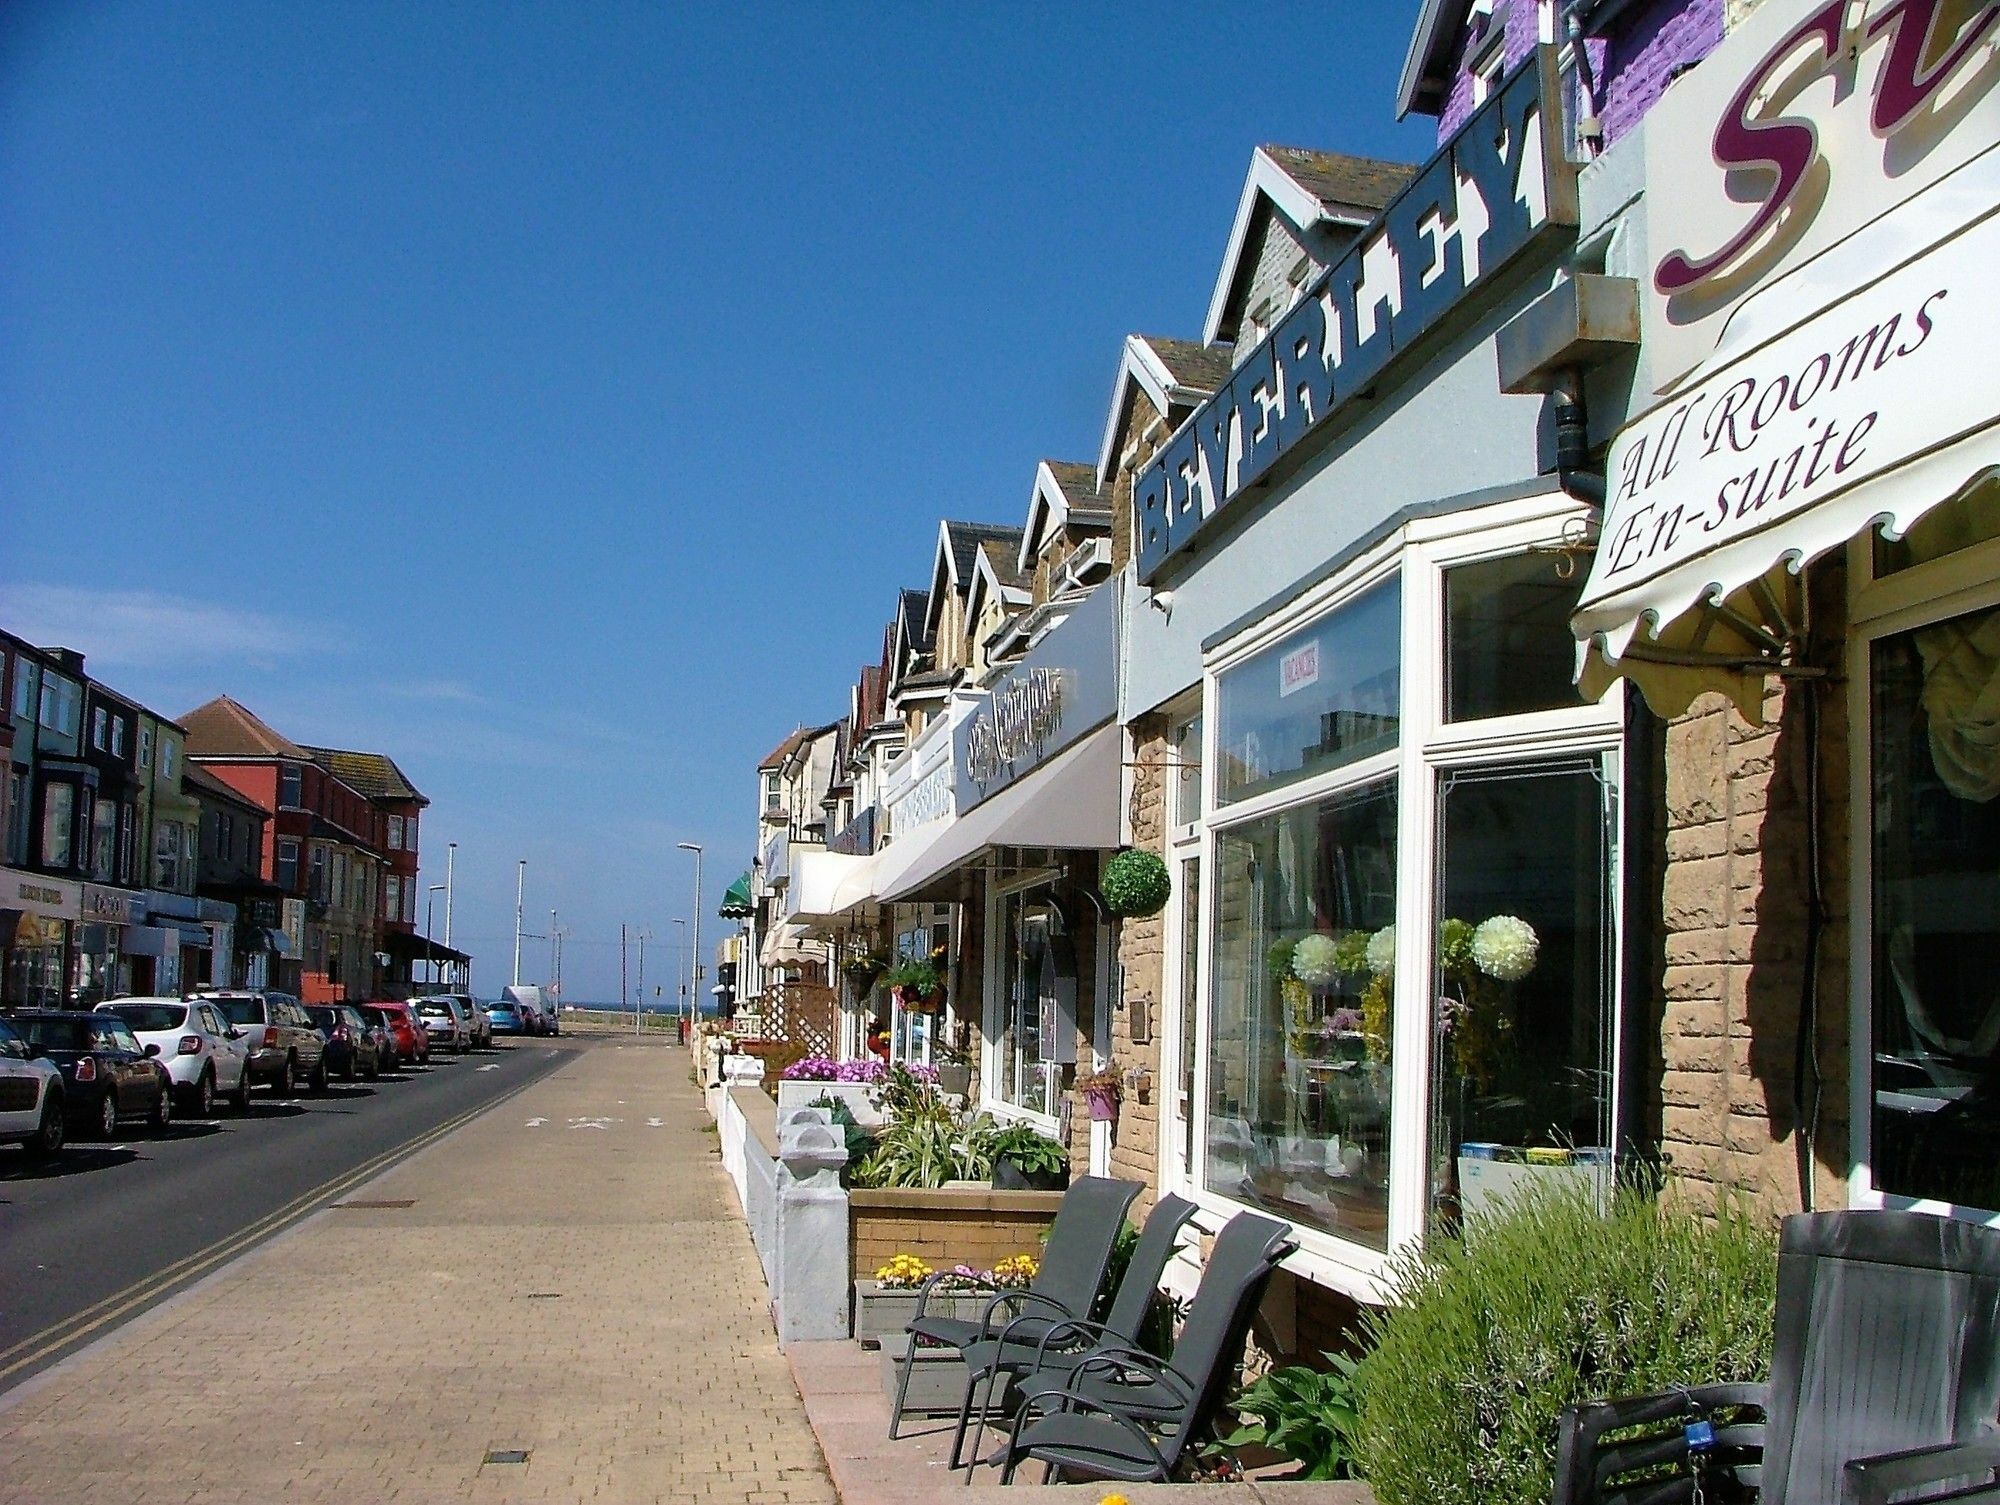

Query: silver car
left=96, top=998, right=253, bottom=1116
left=414, top=996, right=470, bottom=1054
left=0, top=1016, right=65, bottom=1157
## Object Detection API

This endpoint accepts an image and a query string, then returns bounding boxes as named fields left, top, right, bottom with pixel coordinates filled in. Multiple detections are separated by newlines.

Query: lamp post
left=671, top=916, right=688, bottom=1033
left=678, top=842, right=704, bottom=1026
left=444, top=842, right=457, bottom=948
left=511, top=859, right=525, bottom=987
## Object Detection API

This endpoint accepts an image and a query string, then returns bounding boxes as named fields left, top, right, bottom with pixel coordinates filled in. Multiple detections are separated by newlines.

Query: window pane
left=1430, top=760, right=1614, bottom=1236
left=1443, top=553, right=1587, bottom=721
left=995, top=886, right=1063, bottom=1117
left=42, top=783, right=74, bottom=866
left=1215, top=579, right=1400, bottom=806
left=1176, top=857, right=1201, bottom=1174
left=1870, top=605, right=2000, bottom=1209
left=1171, top=714, right=1204, bottom=826
left=1206, top=778, right=1398, bottom=1248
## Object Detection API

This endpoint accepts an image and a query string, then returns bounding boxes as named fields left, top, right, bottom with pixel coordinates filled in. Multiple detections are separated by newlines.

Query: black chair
left=1554, top=1209, right=2000, bottom=1505
left=886, top=1174, right=1140, bottom=1438
left=952, top=1191, right=1199, bottom=1474
left=992, top=1210, right=1297, bottom=1484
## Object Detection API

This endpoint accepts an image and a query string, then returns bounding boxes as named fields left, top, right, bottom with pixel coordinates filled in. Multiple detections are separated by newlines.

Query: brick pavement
left=0, top=1039, right=836, bottom=1505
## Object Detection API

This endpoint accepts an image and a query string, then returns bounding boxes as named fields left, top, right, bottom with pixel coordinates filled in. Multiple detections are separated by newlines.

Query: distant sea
left=557, top=999, right=722, bottom=1018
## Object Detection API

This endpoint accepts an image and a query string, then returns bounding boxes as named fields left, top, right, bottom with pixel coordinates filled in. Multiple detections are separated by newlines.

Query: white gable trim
left=1018, top=461, right=1072, bottom=575
left=923, top=519, right=960, bottom=638
left=1095, top=336, right=1187, bottom=486
left=1200, top=147, right=1380, bottom=347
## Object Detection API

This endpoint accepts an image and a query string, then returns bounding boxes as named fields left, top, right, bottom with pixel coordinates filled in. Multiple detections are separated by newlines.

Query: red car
left=367, top=1001, right=430, bottom=1067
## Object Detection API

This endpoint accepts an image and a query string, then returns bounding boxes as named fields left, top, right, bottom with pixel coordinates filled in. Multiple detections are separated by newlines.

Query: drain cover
left=483, top=1449, right=530, bottom=1465
left=524, top=1291, right=562, bottom=1300
left=334, top=1199, right=415, bottom=1209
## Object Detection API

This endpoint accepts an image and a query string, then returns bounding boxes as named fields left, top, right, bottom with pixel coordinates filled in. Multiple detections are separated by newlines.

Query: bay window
left=1192, top=497, right=1621, bottom=1290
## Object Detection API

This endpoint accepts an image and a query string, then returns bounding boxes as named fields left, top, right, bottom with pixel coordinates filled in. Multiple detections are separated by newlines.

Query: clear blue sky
left=0, top=3, right=1435, bottom=1003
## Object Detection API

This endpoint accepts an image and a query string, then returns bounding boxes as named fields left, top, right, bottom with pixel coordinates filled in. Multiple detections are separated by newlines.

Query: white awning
left=874, top=724, right=1122, bottom=904
left=1574, top=155, right=2000, bottom=720
left=784, top=849, right=876, bottom=933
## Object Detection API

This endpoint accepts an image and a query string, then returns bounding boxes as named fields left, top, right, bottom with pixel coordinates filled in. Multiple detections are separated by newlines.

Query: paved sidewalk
left=0, top=1039, right=836, bottom=1505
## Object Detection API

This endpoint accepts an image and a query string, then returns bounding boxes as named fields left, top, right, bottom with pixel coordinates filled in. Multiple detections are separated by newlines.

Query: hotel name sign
left=1135, top=47, right=1577, bottom=582
left=964, top=668, right=1065, bottom=788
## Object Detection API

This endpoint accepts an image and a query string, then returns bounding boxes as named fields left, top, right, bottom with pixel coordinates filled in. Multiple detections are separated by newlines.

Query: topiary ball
left=1100, top=848, right=1172, bottom=917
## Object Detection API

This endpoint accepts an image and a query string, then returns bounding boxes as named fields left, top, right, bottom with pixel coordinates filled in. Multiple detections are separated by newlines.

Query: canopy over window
left=718, top=872, right=754, bottom=919
left=1574, top=160, right=2000, bottom=720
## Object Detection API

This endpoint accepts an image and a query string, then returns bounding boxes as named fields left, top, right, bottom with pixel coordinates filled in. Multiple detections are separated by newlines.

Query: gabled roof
left=180, top=695, right=311, bottom=760
left=1397, top=0, right=1474, bottom=119
left=1018, top=460, right=1114, bottom=573
left=896, top=589, right=932, bottom=659
left=926, top=520, right=1024, bottom=637
left=758, top=726, right=811, bottom=771
left=1202, top=146, right=1417, bottom=345
left=1096, top=335, right=1233, bottom=484
left=964, top=540, right=1032, bottom=644
left=302, top=745, right=428, bottom=806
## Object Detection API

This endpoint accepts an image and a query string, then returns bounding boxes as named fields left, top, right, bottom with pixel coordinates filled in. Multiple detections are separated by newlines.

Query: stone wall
left=1655, top=561, right=1849, bottom=1214
left=1110, top=715, right=1171, bottom=1216
left=849, top=1187, right=1063, bottom=1276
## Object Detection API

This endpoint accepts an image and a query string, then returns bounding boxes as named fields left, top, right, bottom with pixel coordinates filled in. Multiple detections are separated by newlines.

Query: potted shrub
left=986, top=1121, right=1070, bottom=1191
left=1099, top=848, right=1173, bottom=918
left=882, top=957, right=946, bottom=1015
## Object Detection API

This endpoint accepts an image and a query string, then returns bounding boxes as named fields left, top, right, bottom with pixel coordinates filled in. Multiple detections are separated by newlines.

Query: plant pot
left=1084, top=1085, right=1119, bottom=1122
left=898, top=983, right=945, bottom=1016
left=935, top=1062, right=971, bottom=1097
left=852, top=1281, right=988, bottom=1347
left=992, top=1155, right=1069, bottom=1192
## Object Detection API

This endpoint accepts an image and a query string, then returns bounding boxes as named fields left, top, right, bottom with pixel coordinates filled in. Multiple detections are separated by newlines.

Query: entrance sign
left=1641, top=0, right=1999, bottom=395
left=1135, top=47, right=1577, bottom=582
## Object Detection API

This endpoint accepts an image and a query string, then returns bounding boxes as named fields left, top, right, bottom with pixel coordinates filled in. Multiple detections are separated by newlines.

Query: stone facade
left=1108, top=715, right=1171, bottom=1214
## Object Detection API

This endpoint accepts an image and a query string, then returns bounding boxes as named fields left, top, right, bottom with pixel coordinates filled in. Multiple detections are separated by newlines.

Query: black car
left=12, top=1011, right=173, bottom=1140
left=307, top=1004, right=381, bottom=1082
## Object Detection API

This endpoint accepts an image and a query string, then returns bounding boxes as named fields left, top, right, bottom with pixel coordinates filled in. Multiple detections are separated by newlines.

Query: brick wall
left=1654, top=561, right=1849, bottom=1214
left=1596, top=0, right=1725, bottom=145
left=849, top=1187, right=1063, bottom=1276
left=1110, top=716, right=1172, bottom=1216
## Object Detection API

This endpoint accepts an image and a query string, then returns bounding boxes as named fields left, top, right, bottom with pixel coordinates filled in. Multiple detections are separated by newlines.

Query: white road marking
left=525, top=1116, right=548, bottom=1128
left=646, top=1117, right=664, bottom=1128
left=567, top=1117, right=619, bottom=1130
left=477, top=1064, right=500, bottom=1072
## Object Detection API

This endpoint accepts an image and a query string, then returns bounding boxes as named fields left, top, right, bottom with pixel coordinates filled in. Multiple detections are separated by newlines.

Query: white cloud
left=1, top=584, right=318, bottom=671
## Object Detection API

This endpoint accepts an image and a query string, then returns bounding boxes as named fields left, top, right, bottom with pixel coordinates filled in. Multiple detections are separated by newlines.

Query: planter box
left=776, top=1079, right=884, bottom=1129
left=880, top=1335, right=1015, bottom=1417
left=848, top=1186, right=1065, bottom=1290
left=852, top=1280, right=995, bottom=1348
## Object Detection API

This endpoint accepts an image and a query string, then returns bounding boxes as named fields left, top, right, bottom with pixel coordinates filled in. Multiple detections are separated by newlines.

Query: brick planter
left=848, top=1186, right=1063, bottom=1284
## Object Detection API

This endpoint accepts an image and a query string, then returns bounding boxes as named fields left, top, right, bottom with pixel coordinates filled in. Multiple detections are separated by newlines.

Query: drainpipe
left=1551, top=370, right=1605, bottom=507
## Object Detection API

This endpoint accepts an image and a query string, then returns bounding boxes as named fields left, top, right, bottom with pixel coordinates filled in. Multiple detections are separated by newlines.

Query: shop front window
left=6, top=913, right=67, bottom=1009
left=1443, top=553, right=1587, bottom=721
left=1207, top=778, right=1398, bottom=1249
left=1869, top=602, right=2000, bottom=1210
left=1429, top=758, right=1615, bottom=1235
left=993, top=885, right=1068, bottom=1119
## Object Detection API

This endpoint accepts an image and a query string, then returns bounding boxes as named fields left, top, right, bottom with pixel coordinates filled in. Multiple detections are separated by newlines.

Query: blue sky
left=0, top=3, right=1435, bottom=1002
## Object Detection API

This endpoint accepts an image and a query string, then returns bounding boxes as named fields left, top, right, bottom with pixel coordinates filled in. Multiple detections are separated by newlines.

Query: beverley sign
left=1134, top=46, right=1577, bottom=583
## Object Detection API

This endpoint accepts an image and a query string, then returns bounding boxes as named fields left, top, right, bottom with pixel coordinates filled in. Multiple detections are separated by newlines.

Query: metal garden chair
left=951, top=1191, right=1199, bottom=1474
left=885, top=1174, right=1140, bottom=1439
left=991, top=1210, right=1297, bottom=1484
left=1554, top=1208, right=2000, bottom=1505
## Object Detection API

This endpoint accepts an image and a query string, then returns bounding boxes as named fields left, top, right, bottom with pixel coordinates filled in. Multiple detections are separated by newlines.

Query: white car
left=414, top=996, right=470, bottom=1054
left=96, top=997, right=254, bottom=1116
left=0, top=1015, right=66, bottom=1157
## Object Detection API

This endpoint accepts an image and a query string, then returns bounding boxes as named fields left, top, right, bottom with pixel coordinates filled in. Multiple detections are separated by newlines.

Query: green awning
left=718, top=872, right=754, bottom=918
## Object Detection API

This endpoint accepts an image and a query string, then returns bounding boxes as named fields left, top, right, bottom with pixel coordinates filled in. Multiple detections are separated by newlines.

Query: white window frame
left=1190, top=493, right=1623, bottom=1301
left=1845, top=531, right=2000, bottom=1225
left=1157, top=697, right=1207, bottom=1203
left=980, top=866, right=1066, bottom=1135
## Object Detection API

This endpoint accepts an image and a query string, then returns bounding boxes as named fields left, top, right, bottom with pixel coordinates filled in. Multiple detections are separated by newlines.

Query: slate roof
left=180, top=696, right=311, bottom=760
left=942, top=521, right=1023, bottom=588
left=896, top=589, right=933, bottom=656
left=302, top=745, right=428, bottom=806
left=1144, top=337, right=1236, bottom=398
left=977, top=538, right=1031, bottom=592
left=1261, top=146, right=1415, bottom=219
left=1044, top=460, right=1114, bottom=527
left=758, top=727, right=811, bottom=771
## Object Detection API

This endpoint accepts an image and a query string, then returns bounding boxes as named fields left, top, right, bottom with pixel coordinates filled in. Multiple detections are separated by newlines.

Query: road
left=0, top=1033, right=579, bottom=1391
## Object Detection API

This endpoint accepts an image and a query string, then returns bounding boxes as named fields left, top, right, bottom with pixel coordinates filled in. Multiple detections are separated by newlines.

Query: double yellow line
left=0, top=1062, right=553, bottom=1391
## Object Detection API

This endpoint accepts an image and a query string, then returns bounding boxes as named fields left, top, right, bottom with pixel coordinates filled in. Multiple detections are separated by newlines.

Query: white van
left=502, top=984, right=558, bottom=1037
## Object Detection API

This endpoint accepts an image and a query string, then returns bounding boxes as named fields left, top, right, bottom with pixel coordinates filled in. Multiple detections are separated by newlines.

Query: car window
left=94, top=1021, right=141, bottom=1052
left=20, top=1018, right=87, bottom=1052
left=200, top=1006, right=225, bottom=1034
left=307, top=1007, right=337, bottom=1029
left=212, top=998, right=264, bottom=1025
left=417, top=1003, right=449, bottom=1019
left=0, top=1019, right=25, bottom=1059
left=111, top=1003, right=186, bottom=1032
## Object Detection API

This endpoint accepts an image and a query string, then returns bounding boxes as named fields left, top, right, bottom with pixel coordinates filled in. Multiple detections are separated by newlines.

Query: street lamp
left=444, top=842, right=457, bottom=948
left=677, top=843, right=704, bottom=1031
left=671, top=916, right=689, bottom=1033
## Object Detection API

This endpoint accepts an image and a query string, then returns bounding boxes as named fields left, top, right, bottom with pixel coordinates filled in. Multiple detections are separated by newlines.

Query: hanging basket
left=898, top=983, right=946, bottom=1016
left=1083, top=1084, right=1119, bottom=1122
left=1099, top=849, right=1172, bottom=918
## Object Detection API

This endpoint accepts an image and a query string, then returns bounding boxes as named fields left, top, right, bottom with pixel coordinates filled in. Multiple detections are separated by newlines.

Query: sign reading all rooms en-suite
left=1134, top=46, right=1577, bottom=583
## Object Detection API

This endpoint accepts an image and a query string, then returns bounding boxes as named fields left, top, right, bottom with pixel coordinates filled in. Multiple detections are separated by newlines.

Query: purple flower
left=1435, top=996, right=1469, bottom=1036
left=1326, top=1008, right=1364, bottom=1034
left=781, top=1056, right=837, bottom=1081
left=832, top=1059, right=886, bottom=1083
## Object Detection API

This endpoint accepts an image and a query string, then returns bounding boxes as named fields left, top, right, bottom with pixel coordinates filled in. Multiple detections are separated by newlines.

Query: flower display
left=1265, top=936, right=1297, bottom=983
left=1332, top=930, right=1372, bottom=976
left=1471, top=914, right=1539, bottom=981
left=1365, top=924, right=1398, bottom=975
left=1438, top=916, right=1475, bottom=973
left=1327, top=1006, right=1364, bottom=1034
left=781, top=1057, right=889, bottom=1083
left=990, top=1253, right=1039, bottom=1287
left=1290, top=932, right=1342, bottom=986
left=875, top=1253, right=933, bottom=1289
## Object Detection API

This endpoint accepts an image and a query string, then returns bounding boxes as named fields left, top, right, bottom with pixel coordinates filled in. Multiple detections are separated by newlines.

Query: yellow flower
left=1099, top=1495, right=1131, bottom=1505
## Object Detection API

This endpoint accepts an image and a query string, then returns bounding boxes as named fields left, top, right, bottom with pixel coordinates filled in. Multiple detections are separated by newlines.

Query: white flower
left=1291, top=933, right=1341, bottom=987
left=1471, top=914, right=1539, bottom=981
left=1365, top=925, right=1397, bottom=975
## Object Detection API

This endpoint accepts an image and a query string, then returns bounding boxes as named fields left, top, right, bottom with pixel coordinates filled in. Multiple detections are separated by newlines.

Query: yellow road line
left=0, top=1060, right=557, bottom=1387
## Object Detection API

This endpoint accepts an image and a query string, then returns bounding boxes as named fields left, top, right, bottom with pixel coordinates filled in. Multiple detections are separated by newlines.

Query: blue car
left=484, top=1000, right=524, bottom=1036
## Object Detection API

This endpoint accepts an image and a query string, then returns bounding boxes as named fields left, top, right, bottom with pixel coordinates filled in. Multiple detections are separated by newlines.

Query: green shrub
left=1100, top=848, right=1172, bottom=917
left=1350, top=1180, right=1777, bottom=1505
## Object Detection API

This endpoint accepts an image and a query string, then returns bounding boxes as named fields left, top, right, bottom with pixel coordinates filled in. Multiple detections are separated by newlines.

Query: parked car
left=448, top=994, right=492, bottom=1049
left=357, top=1004, right=411, bottom=1068
left=0, top=1015, right=66, bottom=1157
left=484, top=997, right=524, bottom=1036
left=12, top=1011, right=173, bottom=1139
left=503, top=984, right=557, bottom=1036
left=192, top=989, right=327, bottom=1095
left=96, top=997, right=253, bottom=1115
left=414, top=996, right=469, bottom=1054
left=307, top=1004, right=381, bottom=1082
left=370, top=1000, right=430, bottom=1065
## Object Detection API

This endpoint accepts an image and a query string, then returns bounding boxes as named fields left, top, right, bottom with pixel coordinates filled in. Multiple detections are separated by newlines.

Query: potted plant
left=1099, top=848, right=1173, bottom=919
left=933, top=1035, right=973, bottom=1098
left=986, top=1121, right=1070, bottom=1191
left=843, top=950, right=889, bottom=993
left=1075, top=1065, right=1122, bottom=1122
left=882, top=957, right=946, bottom=1015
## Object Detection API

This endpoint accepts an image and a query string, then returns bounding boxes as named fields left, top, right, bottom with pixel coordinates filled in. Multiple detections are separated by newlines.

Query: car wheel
left=24, top=1094, right=64, bottom=1158
left=273, top=1055, right=294, bottom=1096
left=309, top=1058, right=329, bottom=1094
left=188, top=1071, right=213, bottom=1119
left=342, top=1054, right=357, bottom=1083
left=150, top=1082, right=172, bottom=1131
left=231, top=1067, right=253, bottom=1114
left=96, top=1092, right=119, bottom=1140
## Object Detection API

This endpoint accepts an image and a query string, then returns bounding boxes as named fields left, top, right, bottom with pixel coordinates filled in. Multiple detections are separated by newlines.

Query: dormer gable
left=1094, top=334, right=1234, bottom=487
left=1202, top=146, right=1415, bottom=349
left=1018, top=460, right=1113, bottom=575
left=923, top=520, right=1022, bottom=642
